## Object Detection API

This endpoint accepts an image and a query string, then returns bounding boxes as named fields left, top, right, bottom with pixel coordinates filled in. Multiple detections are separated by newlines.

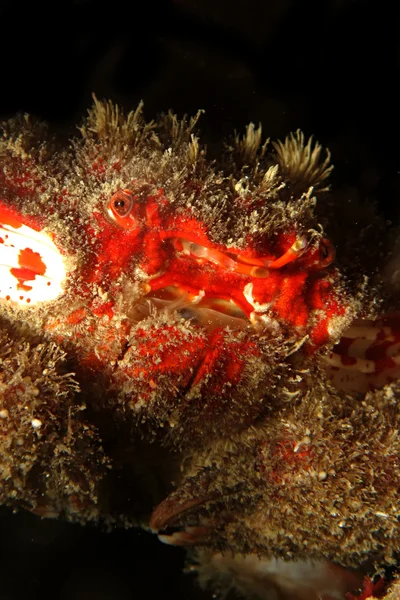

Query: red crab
left=1, top=103, right=400, bottom=436
left=1, top=180, right=398, bottom=407
left=1, top=99, right=400, bottom=600
left=0, top=175, right=347, bottom=427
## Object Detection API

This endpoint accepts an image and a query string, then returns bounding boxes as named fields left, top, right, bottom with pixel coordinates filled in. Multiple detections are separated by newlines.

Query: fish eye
left=110, top=189, right=134, bottom=218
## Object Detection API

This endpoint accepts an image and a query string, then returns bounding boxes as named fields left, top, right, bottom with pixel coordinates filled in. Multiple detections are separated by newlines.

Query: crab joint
left=175, top=238, right=269, bottom=277
left=268, top=236, right=308, bottom=269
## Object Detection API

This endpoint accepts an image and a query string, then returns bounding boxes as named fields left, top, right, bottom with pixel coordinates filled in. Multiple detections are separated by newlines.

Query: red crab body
left=1, top=100, right=400, bottom=600
left=0, top=188, right=342, bottom=405
left=0, top=106, right=398, bottom=441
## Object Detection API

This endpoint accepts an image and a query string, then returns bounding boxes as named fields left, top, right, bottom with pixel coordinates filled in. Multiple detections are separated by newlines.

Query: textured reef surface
left=1, top=98, right=400, bottom=599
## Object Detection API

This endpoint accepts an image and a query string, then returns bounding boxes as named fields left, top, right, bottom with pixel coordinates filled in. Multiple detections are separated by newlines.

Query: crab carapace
left=1, top=98, right=400, bottom=600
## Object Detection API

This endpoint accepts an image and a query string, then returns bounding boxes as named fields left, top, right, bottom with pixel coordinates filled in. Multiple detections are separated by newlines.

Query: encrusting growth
left=0, top=323, right=108, bottom=520
left=1, top=96, right=400, bottom=599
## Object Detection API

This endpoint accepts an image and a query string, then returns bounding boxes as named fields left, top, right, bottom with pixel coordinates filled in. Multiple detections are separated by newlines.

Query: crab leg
left=325, top=352, right=378, bottom=373
left=149, top=275, right=256, bottom=318
left=340, top=321, right=400, bottom=343
left=175, top=238, right=269, bottom=277
left=169, top=234, right=312, bottom=277
left=268, top=237, right=308, bottom=269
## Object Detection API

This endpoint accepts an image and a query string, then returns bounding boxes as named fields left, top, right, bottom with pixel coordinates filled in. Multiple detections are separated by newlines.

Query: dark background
left=0, top=0, right=399, bottom=598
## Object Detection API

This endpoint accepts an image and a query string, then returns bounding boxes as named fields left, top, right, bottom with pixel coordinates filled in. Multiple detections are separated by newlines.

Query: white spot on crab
left=0, top=220, right=67, bottom=306
left=243, top=282, right=273, bottom=313
left=191, top=290, right=205, bottom=304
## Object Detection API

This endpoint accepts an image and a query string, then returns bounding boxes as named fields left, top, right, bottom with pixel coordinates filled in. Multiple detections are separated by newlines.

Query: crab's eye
left=110, top=189, right=134, bottom=217
left=107, top=189, right=136, bottom=228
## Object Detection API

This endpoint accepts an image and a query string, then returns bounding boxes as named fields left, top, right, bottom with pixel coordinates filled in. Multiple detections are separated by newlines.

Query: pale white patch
left=196, top=552, right=360, bottom=600
left=106, top=206, right=116, bottom=222
left=190, top=289, right=205, bottom=304
left=243, top=282, right=273, bottom=313
left=0, top=221, right=67, bottom=306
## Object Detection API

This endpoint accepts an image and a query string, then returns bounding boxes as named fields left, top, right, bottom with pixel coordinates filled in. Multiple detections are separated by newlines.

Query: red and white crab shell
left=1, top=101, right=399, bottom=600
left=1, top=184, right=399, bottom=401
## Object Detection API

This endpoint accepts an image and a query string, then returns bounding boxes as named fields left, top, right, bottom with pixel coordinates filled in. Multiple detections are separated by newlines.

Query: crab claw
left=150, top=498, right=213, bottom=547
left=158, top=526, right=211, bottom=546
left=149, top=466, right=223, bottom=547
left=150, top=489, right=216, bottom=537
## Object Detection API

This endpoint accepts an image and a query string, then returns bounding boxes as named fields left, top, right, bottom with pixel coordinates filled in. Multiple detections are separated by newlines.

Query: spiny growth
left=0, top=322, right=108, bottom=520
left=0, top=98, right=399, bottom=600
